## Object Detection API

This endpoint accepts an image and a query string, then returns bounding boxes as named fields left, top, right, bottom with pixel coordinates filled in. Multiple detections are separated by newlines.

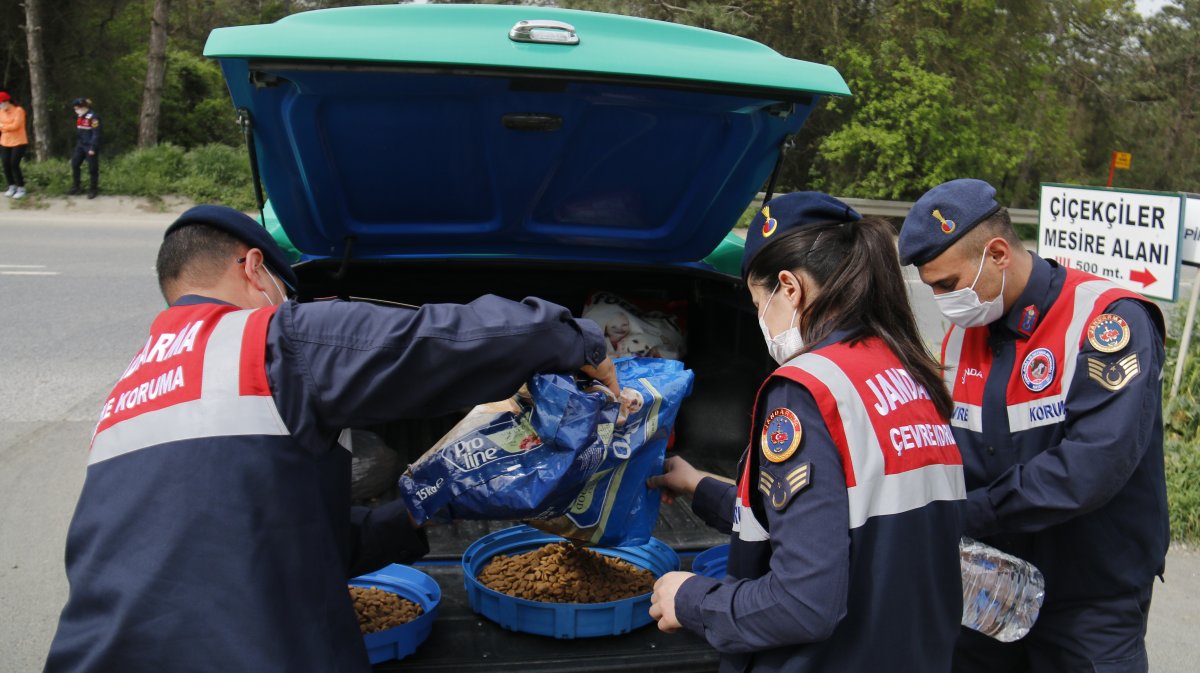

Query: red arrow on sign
left=1130, top=267, right=1157, bottom=287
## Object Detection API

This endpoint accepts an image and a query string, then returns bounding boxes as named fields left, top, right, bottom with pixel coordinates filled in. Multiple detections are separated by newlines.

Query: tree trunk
left=137, top=0, right=171, bottom=148
left=22, top=0, right=50, bottom=161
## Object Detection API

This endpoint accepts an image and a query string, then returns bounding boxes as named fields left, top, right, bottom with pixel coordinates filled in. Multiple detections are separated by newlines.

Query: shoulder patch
left=1087, top=313, right=1130, bottom=353
left=759, top=462, right=812, bottom=510
left=761, top=408, right=802, bottom=463
left=1087, top=354, right=1141, bottom=391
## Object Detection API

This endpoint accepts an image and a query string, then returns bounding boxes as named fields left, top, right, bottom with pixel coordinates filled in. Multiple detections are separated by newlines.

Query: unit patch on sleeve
left=761, top=408, right=802, bottom=463
left=1087, top=354, right=1141, bottom=391
left=1020, top=347, right=1056, bottom=392
left=1087, top=314, right=1131, bottom=353
left=759, top=462, right=812, bottom=510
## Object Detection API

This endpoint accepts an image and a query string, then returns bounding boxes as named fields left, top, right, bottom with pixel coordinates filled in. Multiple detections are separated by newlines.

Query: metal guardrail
left=753, top=193, right=1039, bottom=225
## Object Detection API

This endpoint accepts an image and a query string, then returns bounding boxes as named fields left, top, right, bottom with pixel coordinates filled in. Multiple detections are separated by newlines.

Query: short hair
left=955, top=208, right=1021, bottom=259
left=156, top=224, right=245, bottom=301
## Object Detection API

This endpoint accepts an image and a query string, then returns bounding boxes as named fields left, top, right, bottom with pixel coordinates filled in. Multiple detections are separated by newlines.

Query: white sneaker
left=12, top=187, right=25, bottom=199
left=3, top=185, right=14, bottom=197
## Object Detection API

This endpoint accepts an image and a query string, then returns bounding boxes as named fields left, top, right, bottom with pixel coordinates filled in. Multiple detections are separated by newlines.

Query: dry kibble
left=476, top=541, right=654, bottom=604
left=348, top=586, right=424, bottom=634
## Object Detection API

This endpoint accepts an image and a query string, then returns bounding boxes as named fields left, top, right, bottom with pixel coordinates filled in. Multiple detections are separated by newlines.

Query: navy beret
left=164, top=205, right=299, bottom=291
left=898, top=179, right=1001, bottom=266
left=741, top=192, right=861, bottom=278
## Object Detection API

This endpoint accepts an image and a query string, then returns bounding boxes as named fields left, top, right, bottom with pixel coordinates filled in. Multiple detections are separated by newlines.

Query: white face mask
left=260, top=265, right=286, bottom=306
left=934, top=249, right=1006, bottom=328
left=758, top=284, right=805, bottom=364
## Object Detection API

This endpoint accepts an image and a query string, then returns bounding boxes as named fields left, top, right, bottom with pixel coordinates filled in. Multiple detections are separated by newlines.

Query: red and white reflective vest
left=90, top=303, right=285, bottom=462
left=941, top=270, right=1144, bottom=436
left=736, top=337, right=964, bottom=537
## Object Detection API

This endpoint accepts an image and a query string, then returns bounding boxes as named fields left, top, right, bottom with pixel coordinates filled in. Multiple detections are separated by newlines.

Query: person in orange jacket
left=0, top=91, right=29, bottom=199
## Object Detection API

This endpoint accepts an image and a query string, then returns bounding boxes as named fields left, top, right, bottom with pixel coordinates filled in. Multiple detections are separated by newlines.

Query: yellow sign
left=1113, top=151, right=1132, bottom=170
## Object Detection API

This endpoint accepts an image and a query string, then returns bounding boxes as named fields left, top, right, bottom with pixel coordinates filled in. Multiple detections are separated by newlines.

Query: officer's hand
left=649, top=571, right=693, bottom=632
left=87, top=150, right=95, bottom=156
left=646, top=455, right=706, bottom=505
left=579, top=356, right=619, bottom=397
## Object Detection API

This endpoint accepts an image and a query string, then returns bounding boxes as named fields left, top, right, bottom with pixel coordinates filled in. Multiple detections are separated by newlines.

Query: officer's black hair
left=747, top=216, right=954, bottom=420
left=156, top=224, right=245, bottom=302
left=957, top=208, right=1022, bottom=258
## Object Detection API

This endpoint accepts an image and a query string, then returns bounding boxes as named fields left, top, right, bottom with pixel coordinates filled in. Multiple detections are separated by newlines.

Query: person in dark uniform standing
left=899, top=179, right=1168, bottom=673
left=44, top=205, right=617, bottom=673
left=68, top=97, right=100, bottom=199
left=648, top=193, right=966, bottom=672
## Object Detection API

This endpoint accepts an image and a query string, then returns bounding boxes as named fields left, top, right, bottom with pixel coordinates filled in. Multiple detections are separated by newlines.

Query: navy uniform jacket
left=74, top=111, right=100, bottom=151
left=943, top=253, right=1168, bottom=603
left=675, top=332, right=964, bottom=673
left=45, top=294, right=605, bottom=673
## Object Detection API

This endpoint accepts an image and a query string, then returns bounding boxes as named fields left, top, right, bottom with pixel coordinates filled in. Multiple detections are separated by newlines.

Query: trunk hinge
left=236, top=107, right=267, bottom=225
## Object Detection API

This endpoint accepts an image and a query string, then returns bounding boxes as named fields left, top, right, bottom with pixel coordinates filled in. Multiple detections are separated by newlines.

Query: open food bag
left=397, top=359, right=693, bottom=548
left=530, top=358, right=694, bottom=547
left=398, top=373, right=616, bottom=525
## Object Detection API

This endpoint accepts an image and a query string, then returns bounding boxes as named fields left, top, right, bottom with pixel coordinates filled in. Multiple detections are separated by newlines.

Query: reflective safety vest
left=51, top=301, right=374, bottom=673
left=735, top=337, right=965, bottom=540
left=91, top=303, right=284, bottom=462
left=941, top=271, right=1144, bottom=436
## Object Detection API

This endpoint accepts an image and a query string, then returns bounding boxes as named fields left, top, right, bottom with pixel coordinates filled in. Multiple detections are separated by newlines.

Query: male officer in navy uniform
left=899, top=179, right=1168, bottom=673
left=69, top=97, right=100, bottom=199
left=44, top=205, right=617, bottom=673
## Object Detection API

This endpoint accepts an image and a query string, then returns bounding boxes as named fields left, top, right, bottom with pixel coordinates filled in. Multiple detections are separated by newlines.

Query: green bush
left=13, top=143, right=255, bottom=210
left=1166, top=438, right=1200, bottom=544
left=1163, top=301, right=1200, bottom=543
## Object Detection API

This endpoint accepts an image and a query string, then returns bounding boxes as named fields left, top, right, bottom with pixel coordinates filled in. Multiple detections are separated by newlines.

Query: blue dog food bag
left=398, top=373, right=617, bottom=525
left=398, top=359, right=693, bottom=547
left=529, top=358, right=694, bottom=547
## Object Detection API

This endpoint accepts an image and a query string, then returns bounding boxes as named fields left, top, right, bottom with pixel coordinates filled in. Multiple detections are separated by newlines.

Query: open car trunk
left=298, top=257, right=768, bottom=671
left=204, top=5, right=852, bottom=668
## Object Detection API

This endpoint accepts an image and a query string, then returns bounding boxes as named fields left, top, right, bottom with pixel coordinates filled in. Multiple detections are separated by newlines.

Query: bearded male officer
left=45, top=205, right=616, bottom=673
left=899, top=179, right=1168, bottom=673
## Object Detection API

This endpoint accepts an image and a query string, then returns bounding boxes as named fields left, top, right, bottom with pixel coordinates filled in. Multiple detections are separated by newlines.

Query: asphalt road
left=0, top=199, right=1197, bottom=672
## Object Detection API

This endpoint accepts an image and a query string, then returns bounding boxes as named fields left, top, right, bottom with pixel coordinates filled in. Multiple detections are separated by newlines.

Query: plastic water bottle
left=960, top=537, right=1046, bottom=642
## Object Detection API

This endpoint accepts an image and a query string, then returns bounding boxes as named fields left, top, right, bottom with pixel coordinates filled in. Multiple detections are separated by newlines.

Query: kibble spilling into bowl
left=476, top=541, right=655, bottom=603
left=349, top=586, right=424, bottom=634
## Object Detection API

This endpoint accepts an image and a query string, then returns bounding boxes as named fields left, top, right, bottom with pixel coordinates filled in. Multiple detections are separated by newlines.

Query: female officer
left=0, top=91, right=28, bottom=198
left=648, top=192, right=966, bottom=672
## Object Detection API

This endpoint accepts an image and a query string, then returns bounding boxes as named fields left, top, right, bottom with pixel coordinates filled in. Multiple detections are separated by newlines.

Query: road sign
left=1183, top=195, right=1199, bottom=268
left=1038, top=183, right=1184, bottom=302
left=1113, top=151, right=1132, bottom=170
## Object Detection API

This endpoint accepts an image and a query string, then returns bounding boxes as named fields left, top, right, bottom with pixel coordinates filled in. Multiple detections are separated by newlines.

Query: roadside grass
left=1164, top=301, right=1200, bottom=544
left=12, top=143, right=256, bottom=211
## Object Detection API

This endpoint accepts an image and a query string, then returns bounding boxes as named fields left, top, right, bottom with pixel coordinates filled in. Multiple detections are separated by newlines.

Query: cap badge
left=933, top=209, right=956, bottom=234
left=761, top=206, right=779, bottom=238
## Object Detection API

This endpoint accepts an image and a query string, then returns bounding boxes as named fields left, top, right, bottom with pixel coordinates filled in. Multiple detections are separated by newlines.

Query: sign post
left=1038, top=184, right=1184, bottom=302
left=1108, top=151, right=1131, bottom=187
left=1170, top=195, right=1199, bottom=398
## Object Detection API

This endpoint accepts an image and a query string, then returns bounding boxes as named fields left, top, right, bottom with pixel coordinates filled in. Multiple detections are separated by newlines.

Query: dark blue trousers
left=953, top=583, right=1153, bottom=673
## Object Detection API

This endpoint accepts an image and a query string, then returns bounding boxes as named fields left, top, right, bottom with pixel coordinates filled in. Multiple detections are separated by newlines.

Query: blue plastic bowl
left=691, top=543, right=729, bottom=579
left=349, top=564, right=441, bottom=664
left=462, top=525, right=679, bottom=639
